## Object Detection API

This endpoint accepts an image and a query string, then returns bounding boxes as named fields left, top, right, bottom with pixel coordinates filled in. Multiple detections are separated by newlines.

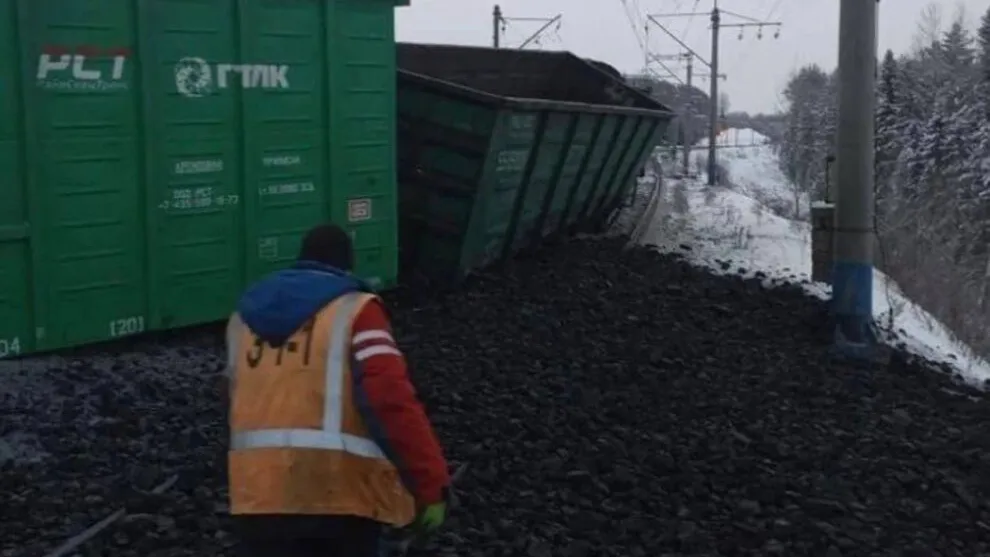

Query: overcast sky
left=396, top=0, right=988, bottom=114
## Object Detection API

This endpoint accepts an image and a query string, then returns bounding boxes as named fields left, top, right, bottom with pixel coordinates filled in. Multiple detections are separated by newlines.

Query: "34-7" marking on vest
left=245, top=319, right=316, bottom=368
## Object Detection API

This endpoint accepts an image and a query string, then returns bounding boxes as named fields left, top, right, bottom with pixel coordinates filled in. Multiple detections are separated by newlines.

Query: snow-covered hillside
left=694, top=129, right=809, bottom=220
left=643, top=128, right=990, bottom=386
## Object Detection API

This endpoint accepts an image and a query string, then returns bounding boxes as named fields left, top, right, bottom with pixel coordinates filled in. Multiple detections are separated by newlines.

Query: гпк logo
left=174, top=58, right=212, bottom=97
left=174, top=57, right=290, bottom=97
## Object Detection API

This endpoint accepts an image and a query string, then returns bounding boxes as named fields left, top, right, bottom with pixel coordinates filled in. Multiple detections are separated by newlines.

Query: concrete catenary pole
left=493, top=5, right=502, bottom=48
left=832, top=0, right=878, bottom=353
left=707, top=6, right=720, bottom=185
left=683, top=55, right=693, bottom=175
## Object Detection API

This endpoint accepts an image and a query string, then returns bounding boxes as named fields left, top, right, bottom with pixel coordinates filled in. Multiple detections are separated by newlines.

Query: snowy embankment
left=643, top=128, right=990, bottom=387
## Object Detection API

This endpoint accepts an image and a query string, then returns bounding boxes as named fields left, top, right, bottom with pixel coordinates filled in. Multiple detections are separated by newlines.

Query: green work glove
left=413, top=501, right=447, bottom=535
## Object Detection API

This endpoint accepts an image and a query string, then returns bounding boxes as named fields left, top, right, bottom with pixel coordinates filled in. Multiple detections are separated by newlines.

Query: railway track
left=628, top=173, right=664, bottom=245
left=608, top=170, right=664, bottom=246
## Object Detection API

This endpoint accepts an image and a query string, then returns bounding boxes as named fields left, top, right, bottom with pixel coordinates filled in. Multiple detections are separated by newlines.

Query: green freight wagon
left=0, top=0, right=407, bottom=357
left=395, top=44, right=674, bottom=283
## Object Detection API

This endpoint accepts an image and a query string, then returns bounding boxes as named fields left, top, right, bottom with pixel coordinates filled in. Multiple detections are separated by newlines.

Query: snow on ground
left=694, top=129, right=809, bottom=220
left=641, top=128, right=990, bottom=387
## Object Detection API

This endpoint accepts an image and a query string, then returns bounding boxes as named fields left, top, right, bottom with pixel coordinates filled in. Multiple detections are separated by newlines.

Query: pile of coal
left=0, top=335, right=230, bottom=557
left=3, top=236, right=989, bottom=557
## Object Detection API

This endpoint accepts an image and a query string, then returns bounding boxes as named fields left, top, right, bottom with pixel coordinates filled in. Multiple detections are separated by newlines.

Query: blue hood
left=237, top=261, right=373, bottom=346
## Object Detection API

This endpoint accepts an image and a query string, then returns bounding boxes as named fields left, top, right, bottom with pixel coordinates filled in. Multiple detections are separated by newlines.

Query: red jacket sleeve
left=351, top=299, right=450, bottom=505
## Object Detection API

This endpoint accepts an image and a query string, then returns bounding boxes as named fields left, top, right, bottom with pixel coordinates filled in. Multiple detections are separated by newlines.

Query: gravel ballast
left=2, top=236, right=989, bottom=557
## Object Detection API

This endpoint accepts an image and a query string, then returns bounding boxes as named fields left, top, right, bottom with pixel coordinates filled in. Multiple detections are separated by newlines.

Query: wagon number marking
left=348, top=198, right=372, bottom=222
left=0, top=337, right=21, bottom=358
left=109, top=316, right=146, bottom=338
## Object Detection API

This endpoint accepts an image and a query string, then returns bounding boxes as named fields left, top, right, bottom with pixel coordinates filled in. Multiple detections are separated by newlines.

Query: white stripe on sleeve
left=354, top=345, right=403, bottom=361
left=352, top=329, right=395, bottom=345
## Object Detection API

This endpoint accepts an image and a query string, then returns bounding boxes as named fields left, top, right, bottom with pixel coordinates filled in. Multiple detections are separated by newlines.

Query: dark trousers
left=234, top=514, right=384, bottom=557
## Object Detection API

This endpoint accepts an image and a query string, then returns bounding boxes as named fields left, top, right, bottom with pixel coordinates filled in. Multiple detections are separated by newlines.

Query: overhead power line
left=492, top=5, right=562, bottom=49
left=681, top=0, right=703, bottom=40
left=649, top=3, right=783, bottom=186
left=718, top=8, right=762, bottom=23
left=725, top=0, right=791, bottom=78
left=618, top=0, right=685, bottom=84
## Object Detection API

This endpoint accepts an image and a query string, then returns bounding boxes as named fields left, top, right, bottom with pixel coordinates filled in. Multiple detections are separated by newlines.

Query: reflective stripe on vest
left=229, top=292, right=385, bottom=460
left=230, top=428, right=383, bottom=459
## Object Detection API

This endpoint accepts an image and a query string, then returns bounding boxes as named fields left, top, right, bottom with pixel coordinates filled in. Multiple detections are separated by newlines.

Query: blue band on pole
left=831, top=260, right=873, bottom=318
left=831, top=260, right=877, bottom=353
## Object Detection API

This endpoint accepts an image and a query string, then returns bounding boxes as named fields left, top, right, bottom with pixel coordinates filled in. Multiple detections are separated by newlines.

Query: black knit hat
left=297, top=224, right=354, bottom=271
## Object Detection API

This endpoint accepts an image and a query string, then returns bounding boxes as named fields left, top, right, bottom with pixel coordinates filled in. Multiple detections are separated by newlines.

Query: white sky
left=396, top=0, right=988, bottom=114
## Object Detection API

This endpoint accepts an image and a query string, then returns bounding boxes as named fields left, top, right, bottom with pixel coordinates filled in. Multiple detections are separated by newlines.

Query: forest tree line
left=777, top=3, right=990, bottom=359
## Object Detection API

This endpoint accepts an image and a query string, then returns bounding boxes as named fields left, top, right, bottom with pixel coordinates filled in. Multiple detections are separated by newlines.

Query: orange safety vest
left=227, top=292, right=415, bottom=526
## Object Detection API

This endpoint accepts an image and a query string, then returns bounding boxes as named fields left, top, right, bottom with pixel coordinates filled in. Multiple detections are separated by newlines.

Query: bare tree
left=911, top=2, right=943, bottom=54
left=951, top=1, right=969, bottom=33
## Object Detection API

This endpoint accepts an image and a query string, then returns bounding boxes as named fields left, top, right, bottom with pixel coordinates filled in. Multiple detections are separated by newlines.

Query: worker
left=224, top=223, right=451, bottom=557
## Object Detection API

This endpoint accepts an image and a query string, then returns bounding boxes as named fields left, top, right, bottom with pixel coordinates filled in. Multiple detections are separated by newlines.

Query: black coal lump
left=3, top=236, right=989, bottom=557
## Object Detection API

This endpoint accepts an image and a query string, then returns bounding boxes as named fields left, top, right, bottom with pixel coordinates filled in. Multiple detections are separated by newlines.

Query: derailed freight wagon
left=0, top=0, right=407, bottom=356
left=395, top=43, right=674, bottom=282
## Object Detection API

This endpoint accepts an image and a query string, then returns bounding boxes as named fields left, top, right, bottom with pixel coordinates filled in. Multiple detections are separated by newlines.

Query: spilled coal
left=3, top=237, right=990, bottom=557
